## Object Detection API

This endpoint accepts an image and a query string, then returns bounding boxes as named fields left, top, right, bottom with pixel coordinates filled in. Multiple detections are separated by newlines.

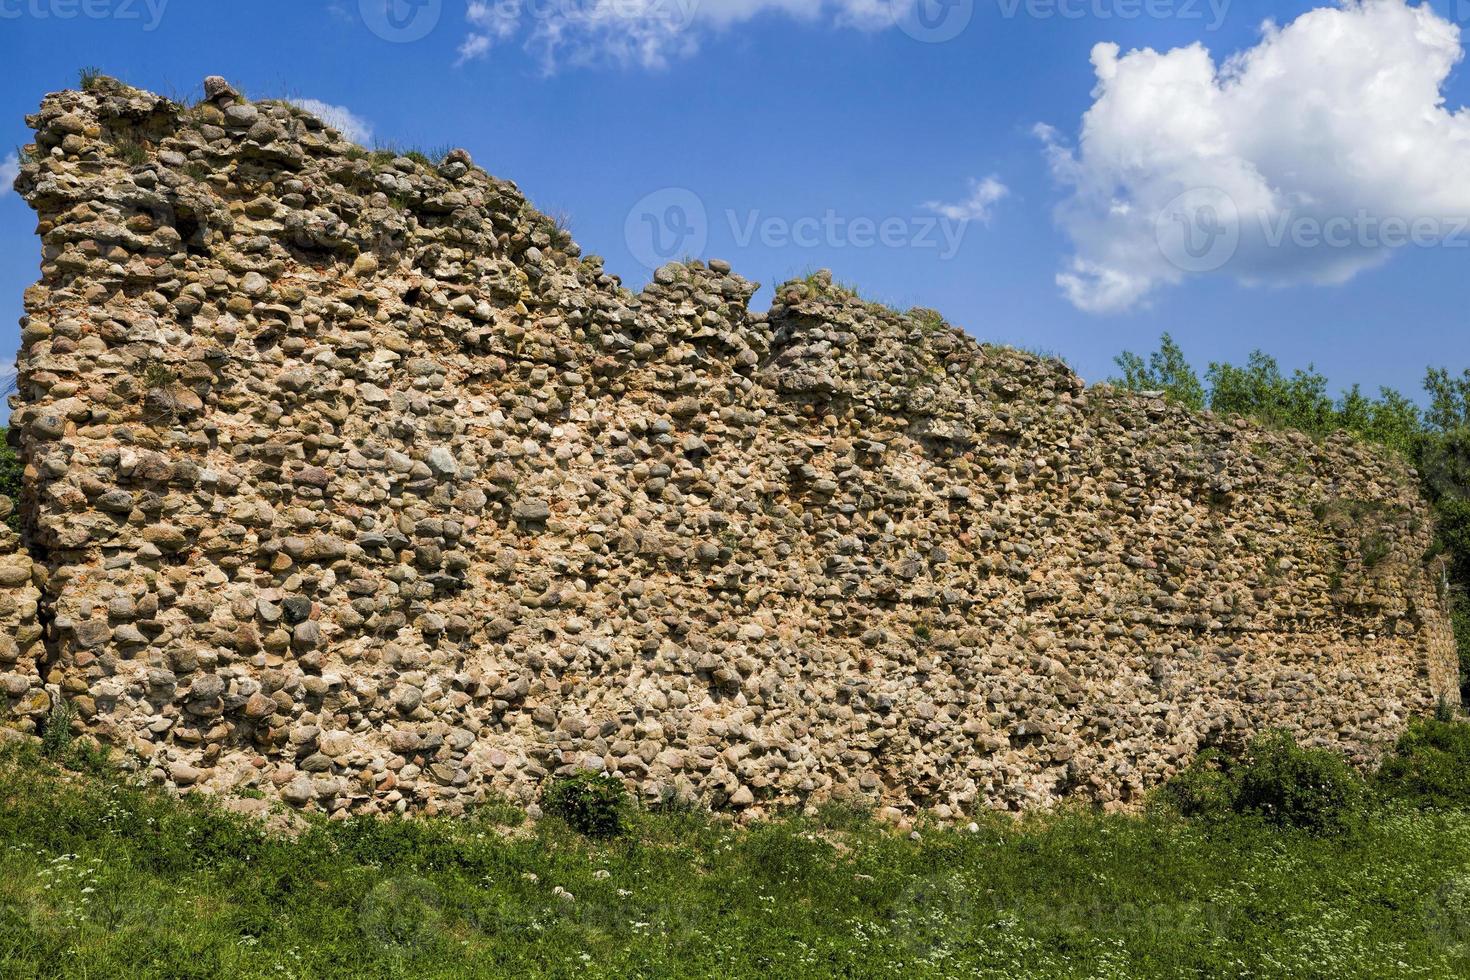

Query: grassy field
left=3, top=736, right=1470, bottom=979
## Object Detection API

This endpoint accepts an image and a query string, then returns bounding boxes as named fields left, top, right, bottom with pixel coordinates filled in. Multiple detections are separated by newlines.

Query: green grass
left=3, top=741, right=1470, bottom=978
left=366, top=142, right=454, bottom=168
left=114, top=137, right=149, bottom=166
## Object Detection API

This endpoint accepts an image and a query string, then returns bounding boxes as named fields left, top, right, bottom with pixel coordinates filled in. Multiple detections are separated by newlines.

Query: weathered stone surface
left=0, top=496, right=45, bottom=732
left=2, top=76, right=1458, bottom=821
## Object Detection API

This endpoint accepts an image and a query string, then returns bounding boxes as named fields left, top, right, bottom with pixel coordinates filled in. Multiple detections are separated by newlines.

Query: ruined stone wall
left=0, top=498, right=46, bottom=728
left=3, top=77, right=1457, bottom=818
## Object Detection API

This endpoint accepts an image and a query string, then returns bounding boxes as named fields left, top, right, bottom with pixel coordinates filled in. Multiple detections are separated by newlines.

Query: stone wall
left=0, top=497, right=46, bottom=730
left=3, top=76, right=1458, bottom=818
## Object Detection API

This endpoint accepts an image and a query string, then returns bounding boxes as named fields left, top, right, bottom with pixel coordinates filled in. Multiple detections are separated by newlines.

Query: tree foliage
left=1111, top=333, right=1205, bottom=410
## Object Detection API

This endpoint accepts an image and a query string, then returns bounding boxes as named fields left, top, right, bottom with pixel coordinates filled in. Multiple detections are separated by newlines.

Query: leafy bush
left=1164, top=733, right=1363, bottom=833
left=1160, top=748, right=1236, bottom=823
left=540, top=770, right=630, bottom=839
left=1375, top=719, right=1470, bottom=809
left=1231, top=732, right=1363, bottom=833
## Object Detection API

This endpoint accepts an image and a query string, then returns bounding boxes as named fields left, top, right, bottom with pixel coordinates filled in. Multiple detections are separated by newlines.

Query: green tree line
left=1113, top=335, right=1470, bottom=698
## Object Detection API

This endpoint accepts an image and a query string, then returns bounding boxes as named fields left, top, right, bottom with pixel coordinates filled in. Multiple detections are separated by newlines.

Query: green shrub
left=1437, top=696, right=1456, bottom=723
left=1160, top=748, right=1236, bottom=823
left=540, top=770, right=630, bottom=839
left=1375, top=719, right=1470, bottom=809
left=1164, top=733, right=1364, bottom=833
left=1232, top=731, right=1363, bottom=833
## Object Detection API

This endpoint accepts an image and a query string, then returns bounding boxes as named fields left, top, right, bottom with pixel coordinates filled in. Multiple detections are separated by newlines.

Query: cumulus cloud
left=0, top=152, right=18, bottom=198
left=288, top=98, right=374, bottom=145
left=1040, top=0, right=1470, bottom=313
left=924, top=176, right=1009, bottom=224
left=458, top=0, right=927, bottom=71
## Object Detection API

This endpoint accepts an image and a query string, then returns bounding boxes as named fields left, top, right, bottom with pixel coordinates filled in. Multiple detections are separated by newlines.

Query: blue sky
left=3, top=0, right=1470, bottom=415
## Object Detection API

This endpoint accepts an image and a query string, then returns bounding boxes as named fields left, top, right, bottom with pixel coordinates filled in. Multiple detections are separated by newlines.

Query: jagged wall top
left=2, top=77, right=1456, bottom=820
left=10, top=75, right=1081, bottom=415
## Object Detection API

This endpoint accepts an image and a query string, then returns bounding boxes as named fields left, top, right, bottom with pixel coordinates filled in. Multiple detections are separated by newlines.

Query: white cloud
left=457, top=0, right=521, bottom=64
left=458, top=0, right=930, bottom=72
left=288, top=98, right=374, bottom=145
left=457, top=32, right=495, bottom=63
left=1040, top=0, right=1470, bottom=313
left=0, top=152, right=18, bottom=198
left=924, top=176, right=1008, bottom=224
